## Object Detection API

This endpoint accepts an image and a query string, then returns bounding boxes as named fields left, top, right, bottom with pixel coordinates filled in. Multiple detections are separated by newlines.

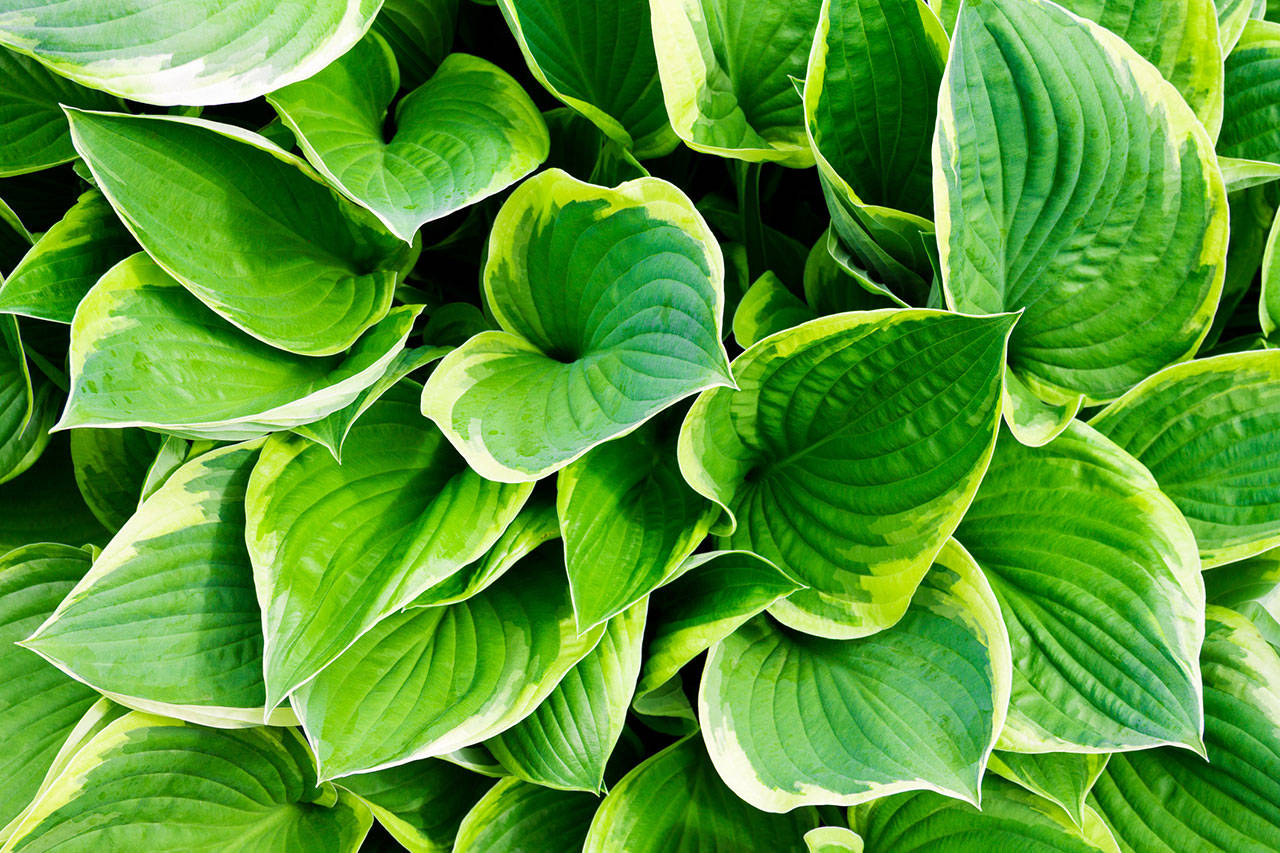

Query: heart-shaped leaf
left=986, top=751, right=1109, bottom=829
left=454, top=779, right=599, bottom=853
left=0, top=48, right=116, bottom=177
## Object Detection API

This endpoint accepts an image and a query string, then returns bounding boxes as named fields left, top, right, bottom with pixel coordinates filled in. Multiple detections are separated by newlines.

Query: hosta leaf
left=69, top=428, right=160, bottom=532
left=0, top=545, right=98, bottom=830
left=559, top=415, right=716, bottom=629
left=803, top=0, right=948, bottom=218
left=805, top=827, right=864, bottom=853
left=290, top=545, right=604, bottom=780
left=1091, top=351, right=1280, bottom=567
left=0, top=319, right=55, bottom=485
left=22, top=442, right=291, bottom=728
left=987, top=751, right=1110, bottom=828
left=372, top=0, right=458, bottom=90
left=454, top=779, right=598, bottom=853
left=1219, top=156, right=1280, bottom=192
left=678, top=309, right=1014, bottom=638
left=699, top=540, right=1011, bottom=811
left=1219, top=0, right=1260, bottom=53
left=0, top=435, right=108, bottom=553
left=1089, top=607, right=1280, bottom=852
left=583, top=736, right=818, bottom=851
left=67, top=111, right=408, bottom=356
left=649, top=0, right=821, bottom=165
left=1206, top=547, right=1280, bottom=647
left=803, top=232, right=895, bottom=316
left=0, top=190, right=134, bottom=324
left=269, top=36, right=548, bottom=243
left=634, top=550, right=802, bottom=717
left=497, top=0, right=676, bottom=158
left=1221, top=21, right=1280, bottom=163
left=338, top=759, right=494, bottom=853
left=422, top=169, right=733, bottom=482
left=1056, top=0, right=1225, bottom=139
left=0, top=48, right=115, bottom=177
left=0, top=0, right=381, bottom=106
left=1265, top=206, right=1280, bottom=338
left=936, top=0, right=1227, bottom=430
left=857, top=777, right=1115, bottom=853
left=733, top=271, right=816, bottom=349
left=0, top=713, right=371, bottom=853
left=488, top=601, right=646, bottom=792
left=956, top=422, right=1205, bottom=753
left=247, top=382, right=531, bottom=709
left=138, top=435, right=216, bottom=504
left=56, top=255, right=419, bottom=439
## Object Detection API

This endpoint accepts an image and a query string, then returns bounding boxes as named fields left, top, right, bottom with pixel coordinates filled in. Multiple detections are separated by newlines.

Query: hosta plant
left=3, top=0, right=1280, bottom=850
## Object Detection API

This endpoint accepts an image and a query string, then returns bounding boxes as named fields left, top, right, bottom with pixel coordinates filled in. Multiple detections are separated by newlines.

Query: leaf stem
left=733, top=161, right=768, bottom=279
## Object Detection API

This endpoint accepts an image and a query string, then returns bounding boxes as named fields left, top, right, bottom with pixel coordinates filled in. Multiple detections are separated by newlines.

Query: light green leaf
left=0, top=189, right=134, bottom=324
left=634, top=550, right=802, bottom=716
left=489, top=601, right=646, bottom=792
left=1219, top=156, right=1280, bottom=192
left=56, top=254, right=420, bottom=440
left=936, top=0, right=1227, bottom=425
left=1000, top=369, right=1084, bottom=449
left=69, top=428, right=160, bottom=532
left=22, top=442, right=292, bottom=728
left=454, top=778, right=599, bottom=853
left=0, top=318, right=55, bottom=485
left=699, top=540, right=1011, bottom=811
left=857, top=776, right=1114, bottom=853
left=290, top=545, right=604, bottom=780
left=497, top=0, right=676, bottom=158
left=0, top=713, right=371, bottom=853
left=1206, top=547, right=1280, bottom=647
left=0, top=48, right=116, bottom=177
left=0, top=544, right=98, bottom=830
left=1219, top=0, right=1260, bottom=53
left=0, top=0, right=381, bottom=106
left=0, top=435, right=108, bottom=553
left=269, top=37, right=548, bottom=243
left=1263, top=205, right=1280, bottom=338
left=805, top=826, right=864, bottom=853
left=733, top=271, right=816, bottom=349
left=1221, top=20, right=1280, bottom=162
left=66, top=110, right=408, bottom=356
left=1220, top=186, right=1276, bottom=348
left=583, top=736, right=818, bottom=851
left=649, top=0, right=821, bottom=165
left=558, top=415, right=717, bottom=629
left=678, top=309, right=1015, bottom=638
left=1091, top=351, right=1280, bottom=567
left=337, top=759, right=494, bottom=853
left=138, top=435, right=217, bottom=504
left=372, top=0, right=458, bottom=90
left=247, top=382, right=532, bottom=710
left=422, top=168, right=733, bottom=482
left=803, top=230, right=896, bottom=316
left=1089, top=607, right=1280, bottom=852
left=956, top=421, right=1205, bottom=753
left=987, top=752, right=1110, bottom=829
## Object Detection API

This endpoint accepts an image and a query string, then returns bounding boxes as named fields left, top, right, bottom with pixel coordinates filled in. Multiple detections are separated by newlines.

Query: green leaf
left=1219, top=0, right=1260, bottom=53
left=936, top=0, right=1227, bottom=426
left=678, top=309, right=1015, bottom=638
left=0, top=189, right=135, bottom=324
left=1221, top=21, right=1280, bottom=163
left=583, top=736, right=818, bottom=851
left=0, top=318, right=55, bottom=485
left=247, top=382, right=532, bottom=710
left=66, top=110, right=408, bottom=356
left=1091, top=351, right=1280, bottom=567
left=56, top=254, right=420, bottom=439
left=290, top=545, right=604, bottom=780
left=1219, top=156, right=1280, bottom=193
left=0, top=0, right=381, bottom=106
left=956, top=421, right=1205, bottom=753
left=649, top=0, right=822, bottom=165
left=803, top=231, right=896, bottom=316
left=699, top=540, right=1011, bottom=811
left=1262, top=204, right=1280, bottom=338
left=1089, top=607, right=1280, bottom=852
left=0, top=48, right=116, bottom=177
left=138, top=435, right=217, bottom=503
left=733, top=271, right=816, bottom=349
left=987, top=751, right=1110, bottom=829
left=558, top=415, right=716, bottom=629
left=497, top=0, right=676, bottom=158
left=0, top=713, right=371, bottom=853
left=1056, top=0, right=1225, bottom=139
left=69, top=428, right=160, bottom=532
left=634, top=550, right=802, bottom=719
left=803, top=0, right=948, bottom=218
left=857, top=776, right=1114, bottom=853
left=337, top=759, right=494, bottom=853
left=805, top=827, right=864, bottom=853
left=454, top=778, right=599, bottom=853
left=269, top=36, right=548, bottom=243
left=422, top=168, right=733, bottom=482
left=488, top=600, right=646, bottom=792
left=0, top=544, right=98, bottom=830
left=372, top=0, right=459, bottom=90
left=22, top=441, right=292, bottom=728
left=0, top=435, right=108, bottom=553
left=1206, top=546, right=1280, bottom=648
